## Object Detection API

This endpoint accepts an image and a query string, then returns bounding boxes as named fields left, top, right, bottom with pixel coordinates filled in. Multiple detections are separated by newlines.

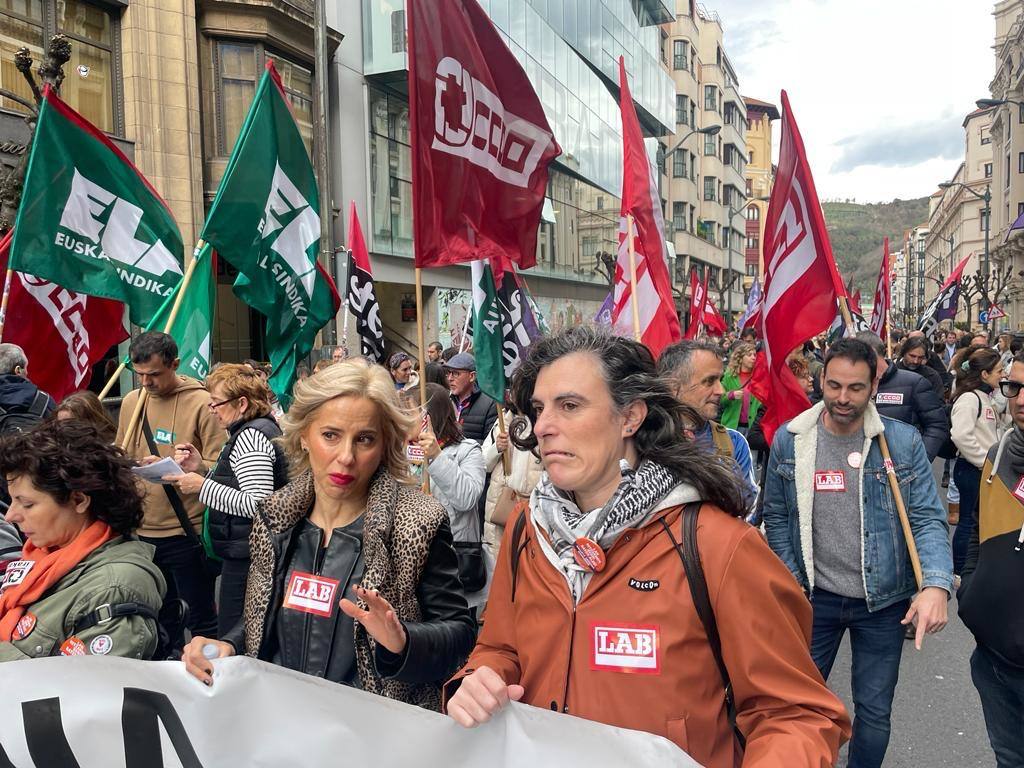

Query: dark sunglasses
left=1000, top=380, right=1024, bottom=399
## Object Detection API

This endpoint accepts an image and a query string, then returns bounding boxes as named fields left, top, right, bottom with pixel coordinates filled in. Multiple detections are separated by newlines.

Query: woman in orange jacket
left=445, top=328, right=850, bottom=768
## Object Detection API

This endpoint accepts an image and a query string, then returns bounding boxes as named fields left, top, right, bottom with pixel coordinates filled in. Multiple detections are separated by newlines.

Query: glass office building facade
left=362, top=0, right=675, bottom=290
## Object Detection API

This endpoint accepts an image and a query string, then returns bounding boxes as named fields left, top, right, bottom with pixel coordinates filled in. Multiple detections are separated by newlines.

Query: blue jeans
left=971, top=645, right=1024, bottom=767
left=811, top=588, right=909, bottom=768
left=952, top=459, right=980, bottom=575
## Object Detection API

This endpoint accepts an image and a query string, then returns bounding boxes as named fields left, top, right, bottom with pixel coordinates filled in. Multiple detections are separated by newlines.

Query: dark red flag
left=751, top=91, right=846, bottom=445
left=407, top=0, right=560, bottom=269
left=0, top=230, right=127, bottom=402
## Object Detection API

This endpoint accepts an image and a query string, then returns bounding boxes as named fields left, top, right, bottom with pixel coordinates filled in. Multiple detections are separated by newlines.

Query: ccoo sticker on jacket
left=590, top=623, right=660, bottom=674
left=875, top=392, right=903, bottom=405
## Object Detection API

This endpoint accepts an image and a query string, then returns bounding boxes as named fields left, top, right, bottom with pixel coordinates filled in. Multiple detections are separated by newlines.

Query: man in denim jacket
left=764, top=338, right=953, bottom=768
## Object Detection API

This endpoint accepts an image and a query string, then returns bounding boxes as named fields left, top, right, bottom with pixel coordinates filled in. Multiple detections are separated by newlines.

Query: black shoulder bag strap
left=27, top=390, right=49, bottom=418
left=509, top=508, right=530, bottom=603
left=73, top=601, right=159, bottom=633
left=141, top=419, right=200, bottom=545
left=661, top=502, right=746, bottom=751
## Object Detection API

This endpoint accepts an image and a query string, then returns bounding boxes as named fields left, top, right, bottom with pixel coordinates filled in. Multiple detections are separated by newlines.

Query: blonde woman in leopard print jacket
left=182, top=360, right=476, bottom=710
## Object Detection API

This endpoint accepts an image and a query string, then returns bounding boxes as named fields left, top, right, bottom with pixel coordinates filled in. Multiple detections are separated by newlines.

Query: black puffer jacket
left=895, top=359, right=946, bottom=402
left=874, top=363, right=949, bottom=461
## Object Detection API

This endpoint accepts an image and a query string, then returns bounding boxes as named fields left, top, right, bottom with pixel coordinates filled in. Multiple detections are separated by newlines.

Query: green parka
left=0, top=537, right=165, bottom=662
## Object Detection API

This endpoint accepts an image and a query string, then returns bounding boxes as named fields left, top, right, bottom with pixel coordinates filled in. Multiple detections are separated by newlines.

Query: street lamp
left=938, top=180, right=992, bottom=327
left=666, top=124, right=721, bottom=157
left=976, top=97, right=1024, bottom=109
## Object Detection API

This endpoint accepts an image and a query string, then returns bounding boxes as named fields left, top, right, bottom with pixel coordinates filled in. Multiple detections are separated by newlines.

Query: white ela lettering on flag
left=57, top=168, right=182, bottom=299
left=259, top=161, right=320, bottom=315
left=0, top=656, right=697, bottom=767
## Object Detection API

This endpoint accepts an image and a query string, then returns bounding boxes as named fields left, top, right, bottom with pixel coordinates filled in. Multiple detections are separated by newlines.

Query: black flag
left=346, top=203, right=384, bottom=362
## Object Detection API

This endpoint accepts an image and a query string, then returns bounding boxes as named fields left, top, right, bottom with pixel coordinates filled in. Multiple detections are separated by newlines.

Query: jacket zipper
left=299, top=533, right=328, bottom=673
left=559, top=579, right=577, bottom=714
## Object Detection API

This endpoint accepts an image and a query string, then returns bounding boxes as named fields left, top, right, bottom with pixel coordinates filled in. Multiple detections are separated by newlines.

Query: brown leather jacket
left=446, top=503, right=850, bottom=767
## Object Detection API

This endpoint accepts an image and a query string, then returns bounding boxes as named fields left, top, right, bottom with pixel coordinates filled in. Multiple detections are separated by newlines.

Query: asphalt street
left=827, top=459, right=992, bottom=768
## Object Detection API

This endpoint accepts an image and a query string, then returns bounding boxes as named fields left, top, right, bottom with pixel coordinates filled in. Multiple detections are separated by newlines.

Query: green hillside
left=822, top=198, right=930, bottom=297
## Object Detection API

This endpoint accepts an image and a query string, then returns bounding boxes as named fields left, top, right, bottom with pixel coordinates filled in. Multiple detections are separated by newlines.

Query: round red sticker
left=12, top=612, right=35, bottom=640
left=573, top=537, right=606, bottom=572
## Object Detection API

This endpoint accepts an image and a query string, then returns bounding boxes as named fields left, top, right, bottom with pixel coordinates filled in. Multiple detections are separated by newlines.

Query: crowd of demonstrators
left=720, top=342, right=760, bottom=434
left=480, top=405, right=542, bottom=558
left=764, top=338, right=953, bottom=768
left=0, top=420, right=166, bottom=661
left=415, top=383, right=488, bottom=611
left=445, top=328, right=851, bottom=765
left=117, top=332, right=225, bottom=642
left=183, top=360, right=475, bottom=706
left=950, top=347, right=1009, bottom=576
left=163, top=363, right=289, bottom=637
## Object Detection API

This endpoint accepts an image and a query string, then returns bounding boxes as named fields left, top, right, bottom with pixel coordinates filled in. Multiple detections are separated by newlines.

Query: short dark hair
left=424, top=362, right=448, bottom=387
left=854, top=331, right=886, bottom=359
left=129, top=332, right=177, bottom=367
left=899, top=335, right=929, bottom=359
left=0, top=420, right=144, bottom=535
left=509, top=327, right=745, bottom=518
left=428, top=341, right=443, bottom=352
left=656, top=340, right=723, bottom=383
left=441, top=347, right=459, bottom=363
left=823, top=338, right=877, bottom=382
left=740, top=327, right=757, bottom=341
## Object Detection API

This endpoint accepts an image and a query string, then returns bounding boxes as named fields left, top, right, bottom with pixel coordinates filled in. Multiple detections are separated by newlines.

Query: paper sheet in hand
left=130, top=456, right=184, bottom=484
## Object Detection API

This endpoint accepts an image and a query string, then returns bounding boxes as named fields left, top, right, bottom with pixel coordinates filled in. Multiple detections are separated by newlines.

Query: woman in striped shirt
left=165, top=364, right=288, bottom=637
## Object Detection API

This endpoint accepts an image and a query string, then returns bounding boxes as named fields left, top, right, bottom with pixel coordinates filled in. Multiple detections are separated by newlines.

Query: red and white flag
left=749, top=91, right=846, bottom=445
left=0, top=230, right=127, bottom=402
left=611, top=57, right=681, bottom=356
left=684, top=268, right=705, bottom=339
left=869, top=237, right=890, bottom=340
left=407, top=0, right=560, bottom=269
left=701, top=272, right=728, bottom=337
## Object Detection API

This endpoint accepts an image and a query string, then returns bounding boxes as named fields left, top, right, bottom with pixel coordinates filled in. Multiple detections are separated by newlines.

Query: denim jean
left=217, top=556, right=250, bottom=639
left=811, top=588, right=909, bottom=768
left=952, top=458, right=981, bottom=575
left=971, top=645, right=1024, bottom=768
left=141, top=534, right=219, bottom=639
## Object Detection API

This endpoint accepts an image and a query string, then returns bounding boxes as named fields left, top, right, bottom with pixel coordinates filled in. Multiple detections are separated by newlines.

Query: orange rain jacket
left=445, top=503, right=851, bottom=767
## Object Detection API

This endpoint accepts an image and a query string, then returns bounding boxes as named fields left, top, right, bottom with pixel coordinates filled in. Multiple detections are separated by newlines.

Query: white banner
left=0, top=656, right=699, bottom=767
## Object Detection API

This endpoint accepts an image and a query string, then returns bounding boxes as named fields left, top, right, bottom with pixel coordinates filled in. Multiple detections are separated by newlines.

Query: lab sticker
left=814, top=471, right=846, bottom=492
left=590, top=623, right=660, bottom=674
left=283, top=571, right=340, bottom=618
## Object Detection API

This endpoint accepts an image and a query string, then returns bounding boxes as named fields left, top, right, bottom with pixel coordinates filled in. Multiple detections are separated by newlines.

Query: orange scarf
left=0, top=519, right=115, bottom=641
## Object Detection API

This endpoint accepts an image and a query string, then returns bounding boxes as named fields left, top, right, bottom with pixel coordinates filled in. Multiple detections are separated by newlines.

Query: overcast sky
left=708, top=0, right=994, bottom=203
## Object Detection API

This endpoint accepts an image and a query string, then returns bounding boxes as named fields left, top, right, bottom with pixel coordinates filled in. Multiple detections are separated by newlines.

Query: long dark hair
left=508, top=327, right=745, bottom=518
left=421, top=382, right=464, bottom=446
left=955, top=347, right=1001, bottom=396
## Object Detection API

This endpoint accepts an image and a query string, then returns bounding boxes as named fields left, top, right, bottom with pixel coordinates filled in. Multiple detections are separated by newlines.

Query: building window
left=746, top=235, right=759, bottom=250
left=689, top=151, right=696, bottom=181
left=982, top=131, right=992, bottom=145
left=985, top=162, right=993, bottom=178
left=704, top=85, right=717, bottom=111
left=673, top=150, right=686, bottom=178
left=660, top=30, right=668, bottom=64
left=676, top=94, right=688, bottom=125
left=747, top=205, right=760, bottom=221
left=391, top=10, right=406, bottom=53
left=216, top=41, right=315, bottom=156
left=704, top=176, right=716, bottom=201
left=689, top=205, right=695, bottom=232
left=673, top=39, right=688, bottom=70
left=746, top=263, right=757, bottom=276
left=1019, top=101, right=1024, bottom=124
left=704, top=132, right=716, bottom=156
left=1018, top=152, right=1024, bottom=174
left=1018, top=202, right=1024, bottom=218
left=0, top=1, right=123, bottom=134
left=673, top=201, right=685, bottom=231
left=596, top=196, right=603, bottom=210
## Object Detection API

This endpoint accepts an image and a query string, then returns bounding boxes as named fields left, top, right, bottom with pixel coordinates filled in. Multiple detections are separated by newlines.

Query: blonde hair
left=205, top=363, right=272, bottom=419
left=726, top=342, right=756, bottom=377
left=278, top=360, right=414, bottom=481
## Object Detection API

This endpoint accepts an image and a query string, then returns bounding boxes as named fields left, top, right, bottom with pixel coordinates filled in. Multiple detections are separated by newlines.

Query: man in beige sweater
left=117, top=332, right=225, bottom=639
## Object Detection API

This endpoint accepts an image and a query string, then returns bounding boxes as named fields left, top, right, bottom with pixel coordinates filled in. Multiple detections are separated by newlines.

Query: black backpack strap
left=73, top=601, right=159, bottom=633
left=661, top=502, right=746, bottom=750
left=27, top=390, right=50, bottom=419
left=141, top=418, right=200, bottom=544
left=509, top=508, right=529, bottom=603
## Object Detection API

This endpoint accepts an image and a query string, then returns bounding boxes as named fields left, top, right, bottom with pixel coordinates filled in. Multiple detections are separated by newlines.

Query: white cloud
left=708, top=0, right=993, bottom=202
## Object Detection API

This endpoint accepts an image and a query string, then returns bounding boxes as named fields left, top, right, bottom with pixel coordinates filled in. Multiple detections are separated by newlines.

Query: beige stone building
left=663, top=0, right=747, bottom=326
left=922, top=106, right=994, bottom=327
left=742, top=96, right=777, bottom=287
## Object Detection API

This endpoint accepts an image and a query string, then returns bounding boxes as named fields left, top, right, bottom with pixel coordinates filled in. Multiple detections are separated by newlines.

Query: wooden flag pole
left=0, top=268, right=13, bottom=343
left=414, top=267, right=430, bottom=494
left=886, top=328, right=893, bottom=360
left=878, top=434, right=924, bottom=589
left=838, top=293, right=855, bottom=332
left=120, top=244, right=203, bottom=451
left=626, top=214, right=641, bottom=341
left=496, top=406, right=511, bottom=476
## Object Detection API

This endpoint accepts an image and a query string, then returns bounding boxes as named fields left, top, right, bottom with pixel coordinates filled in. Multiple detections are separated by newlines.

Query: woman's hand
left=495, top=432, right=509, bottom=453
left=447, top=666, right=525, bottom=727
left=163, top=472, right=206, bottom=495
left=339, top=585, right=408, bottom=655
left=182, top=636, right=235, bottom=686
left=173, top=443, right=203, bottom=473
left=418, top=418, right=442, bottom=461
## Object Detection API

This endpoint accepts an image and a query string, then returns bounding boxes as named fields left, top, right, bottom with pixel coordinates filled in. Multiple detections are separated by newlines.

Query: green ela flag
left=9, top=85, right=184, bottom=327
left=200, top=61, right=339, bottom=408
left=150, top=242, right=216, bottom=381
left=471, top=259, right=505, bottom=403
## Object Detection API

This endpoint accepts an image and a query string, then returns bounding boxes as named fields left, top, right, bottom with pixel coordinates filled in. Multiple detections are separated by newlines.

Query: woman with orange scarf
left=0, top=420, right=165, bottom=661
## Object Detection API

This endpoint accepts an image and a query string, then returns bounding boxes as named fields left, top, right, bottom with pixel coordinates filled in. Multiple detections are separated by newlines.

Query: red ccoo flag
left=751, top=91, right=847, bottom=445
left=611, top=57, right=681, bottom=356
left=407, top=0, right=560, bottom=269
left=869, top=237, right=890, bottom=340
left=0, top=230, right=127, bottom=402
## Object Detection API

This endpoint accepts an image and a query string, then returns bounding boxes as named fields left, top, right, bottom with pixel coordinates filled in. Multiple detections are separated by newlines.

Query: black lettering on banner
left=0, top=740, right=16, bottom=768
left=122, top=688, right=205, bottom=768
left=22, top=697, right=80, bottom=767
